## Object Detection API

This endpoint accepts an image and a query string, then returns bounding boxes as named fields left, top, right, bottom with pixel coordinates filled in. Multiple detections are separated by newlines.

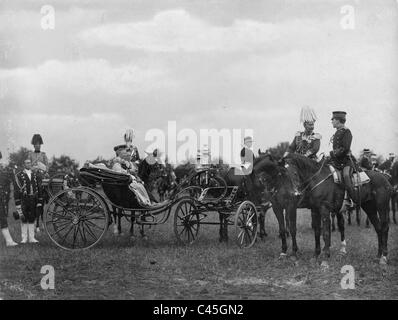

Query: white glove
left=16, top=205, right=23, bottom=216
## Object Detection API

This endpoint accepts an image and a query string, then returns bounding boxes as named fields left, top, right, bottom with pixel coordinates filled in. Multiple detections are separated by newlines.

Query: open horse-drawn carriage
left=42, top=163, right=260, bottom=250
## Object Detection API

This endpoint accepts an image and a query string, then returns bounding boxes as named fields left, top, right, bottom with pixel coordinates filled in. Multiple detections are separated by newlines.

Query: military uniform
left=0, top=165, right=12, bottom=229
left=288, top=131, right=321, bottom=160
left=14, top=169, right=43, bottom=224
left=330, top=127, right=353, bottom=169
left=359, top=156, right=373, bottom=170
left=28, top=150, right=49, bottom=172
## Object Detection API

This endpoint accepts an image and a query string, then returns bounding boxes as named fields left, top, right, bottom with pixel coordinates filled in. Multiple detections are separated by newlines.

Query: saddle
left=328, top=165, right=370, bottom=187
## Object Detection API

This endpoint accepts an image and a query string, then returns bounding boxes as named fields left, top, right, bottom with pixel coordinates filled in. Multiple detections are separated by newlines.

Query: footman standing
left=0, top=151, right=18, bottom=246
left=14, top=159, right=42, bottom=243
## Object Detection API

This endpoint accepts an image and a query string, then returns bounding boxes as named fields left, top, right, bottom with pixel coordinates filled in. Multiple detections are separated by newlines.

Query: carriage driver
left=284, top=106, right=322, bottom=195
left=112, top=144, right=151, bottom=206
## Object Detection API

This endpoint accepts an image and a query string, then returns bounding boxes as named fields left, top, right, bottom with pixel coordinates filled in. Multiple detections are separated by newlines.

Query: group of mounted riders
left=1, top=109, right=396, bottom=266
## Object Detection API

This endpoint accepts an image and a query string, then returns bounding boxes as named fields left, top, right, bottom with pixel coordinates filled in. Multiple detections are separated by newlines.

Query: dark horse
left=280, top=153, right=391, bottom=265
left=252, top=153, right=346, bottom=260
left=391, top=162, right=398, bottom=224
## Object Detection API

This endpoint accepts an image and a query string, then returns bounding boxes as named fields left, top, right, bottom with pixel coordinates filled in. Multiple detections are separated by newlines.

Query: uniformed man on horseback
left=359, top=149, right=373, bottom=170
left=285, top=106, right=321, bottom=195
left=329, top=111, right=354, bottom=170
left=287, top=106, right=321, bottom=160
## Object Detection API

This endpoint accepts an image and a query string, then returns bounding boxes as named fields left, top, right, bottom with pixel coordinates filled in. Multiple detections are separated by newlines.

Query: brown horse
left=284, top=153, right=391, bottom=265
left=252, top=153, right=348, bottom=261
left=389, top=162, right=398, bottom=224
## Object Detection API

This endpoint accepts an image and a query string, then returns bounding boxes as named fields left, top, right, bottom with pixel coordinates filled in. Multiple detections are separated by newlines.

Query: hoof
left=279, top=253, right=287, bottom=260
left=339, top=246, right=347, bottom=255
left=142, top=236, right=148, bottom=241
left=320, top=260, right=329, bottom=269
left=379, top=256, right=388, bottom=265
left=130, top=236, right=137, bottom=242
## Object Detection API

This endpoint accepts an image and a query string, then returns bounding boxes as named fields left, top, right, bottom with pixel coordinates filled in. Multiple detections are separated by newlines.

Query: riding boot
left=1, top=228, right=18, bottom=247
left=21, top=223, right=28, bottom=243
left=28, top=224, right=39, bottom=243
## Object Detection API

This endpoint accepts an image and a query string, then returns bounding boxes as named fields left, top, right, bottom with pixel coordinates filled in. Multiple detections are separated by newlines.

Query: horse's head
left=252, top=153, right=281, bottom=189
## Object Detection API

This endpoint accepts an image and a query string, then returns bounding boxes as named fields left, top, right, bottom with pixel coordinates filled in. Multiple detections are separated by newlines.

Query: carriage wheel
left=44, top=187, right=109, bottom=250
left=173, top=198, right=200, bottom=245
left=234, top=201, right=258, bottom=248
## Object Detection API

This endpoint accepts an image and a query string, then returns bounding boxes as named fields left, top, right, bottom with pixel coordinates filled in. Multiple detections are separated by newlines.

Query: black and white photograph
left=0, top=0, right=397, bottom=304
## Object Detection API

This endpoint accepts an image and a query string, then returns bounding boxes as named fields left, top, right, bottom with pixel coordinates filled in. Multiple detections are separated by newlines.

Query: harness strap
left=309, top=173, right=333, bottom=192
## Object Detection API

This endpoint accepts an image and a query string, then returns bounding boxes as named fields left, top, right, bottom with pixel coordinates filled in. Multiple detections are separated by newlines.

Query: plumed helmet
left=31, top=134, right=43, bottom=145
left=300, top=106, right=317, bottom=123
left=124, top=129, right=135, bottom=147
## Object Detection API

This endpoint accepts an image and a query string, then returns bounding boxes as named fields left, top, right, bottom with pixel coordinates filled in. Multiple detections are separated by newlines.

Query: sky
left=0, top=0, right=397, bottom=166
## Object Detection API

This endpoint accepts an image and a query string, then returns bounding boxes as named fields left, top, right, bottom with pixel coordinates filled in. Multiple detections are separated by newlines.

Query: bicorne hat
left=31, top=134, right=43, bottom=145
left=363, top=148, right=371, bottom=154
left=113, top=144, right=127, bottom=152
left=331, top=111, right=347, bottom=121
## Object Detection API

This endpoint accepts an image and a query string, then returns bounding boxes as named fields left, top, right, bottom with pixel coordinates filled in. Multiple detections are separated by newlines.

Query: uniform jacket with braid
left=288, top=131, right=321, bottom=160
left=14, top=170, right=43, bottom=206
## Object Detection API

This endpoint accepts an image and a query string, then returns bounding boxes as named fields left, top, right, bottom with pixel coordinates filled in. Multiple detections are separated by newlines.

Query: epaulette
left=313, top=133, right=322, bottom=139
left=295, top=131, right=301, bottom=137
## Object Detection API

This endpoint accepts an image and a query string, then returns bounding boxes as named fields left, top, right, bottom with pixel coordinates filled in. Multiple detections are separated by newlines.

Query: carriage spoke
left=77, top=224, right=88, bottom=244
left=84, top=219, right=105, bottom=231
left=72, top=225, right=79, bottom=248
left=81, top=221, right=99, bottom=240
left=48, top=211, right=72, bottom=221
left=49, top=221, right=72, bottom=238
left=59, top=224, right=75, bottom=245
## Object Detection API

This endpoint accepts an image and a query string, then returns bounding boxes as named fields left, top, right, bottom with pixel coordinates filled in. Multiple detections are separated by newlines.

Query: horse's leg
left=392, top=193, right=397, bottom=224
left=361, top=201, right=383, bottom=259
left=112, top=206, right=118, bottom=235
left=218, top=212, right=227, bottom=243
left=284, top=211, right=290, bottom=238
left=287, top=204, right=298, bottom=258
left=356, top=205, right=361, bottom=226
left=331, top=212, right=336, bottom=232
left=130, top=212, right=136, bottom=240
left=376, top=193, right=390, bottom=264
left=347, top=207, right=352, bottom=226
left=258, top=208, right=268, bottom=239
left=273, top=203, right=288, bottom=257
left=311, top=208, right=321, bottom=259
left=117, top=209, right=122, bottom=235
left=336, top=209, right=346, bottom=254
left=320, top=206, right=331, bottom=267
left=366, top=216, right=370, bottom=228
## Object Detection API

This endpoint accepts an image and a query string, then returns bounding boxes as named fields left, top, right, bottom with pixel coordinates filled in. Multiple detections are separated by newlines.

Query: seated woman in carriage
left=111, top=144, right=151, bottom=207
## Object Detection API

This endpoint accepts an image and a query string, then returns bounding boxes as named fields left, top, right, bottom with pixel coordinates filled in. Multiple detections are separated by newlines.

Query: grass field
left=0, top=202, right=397, bottom=300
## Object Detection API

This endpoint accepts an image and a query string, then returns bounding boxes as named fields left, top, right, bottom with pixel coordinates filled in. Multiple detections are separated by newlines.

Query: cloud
left=0, top=58, right=175, bottom=114
left=78, top=9, right=283, bottom=52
